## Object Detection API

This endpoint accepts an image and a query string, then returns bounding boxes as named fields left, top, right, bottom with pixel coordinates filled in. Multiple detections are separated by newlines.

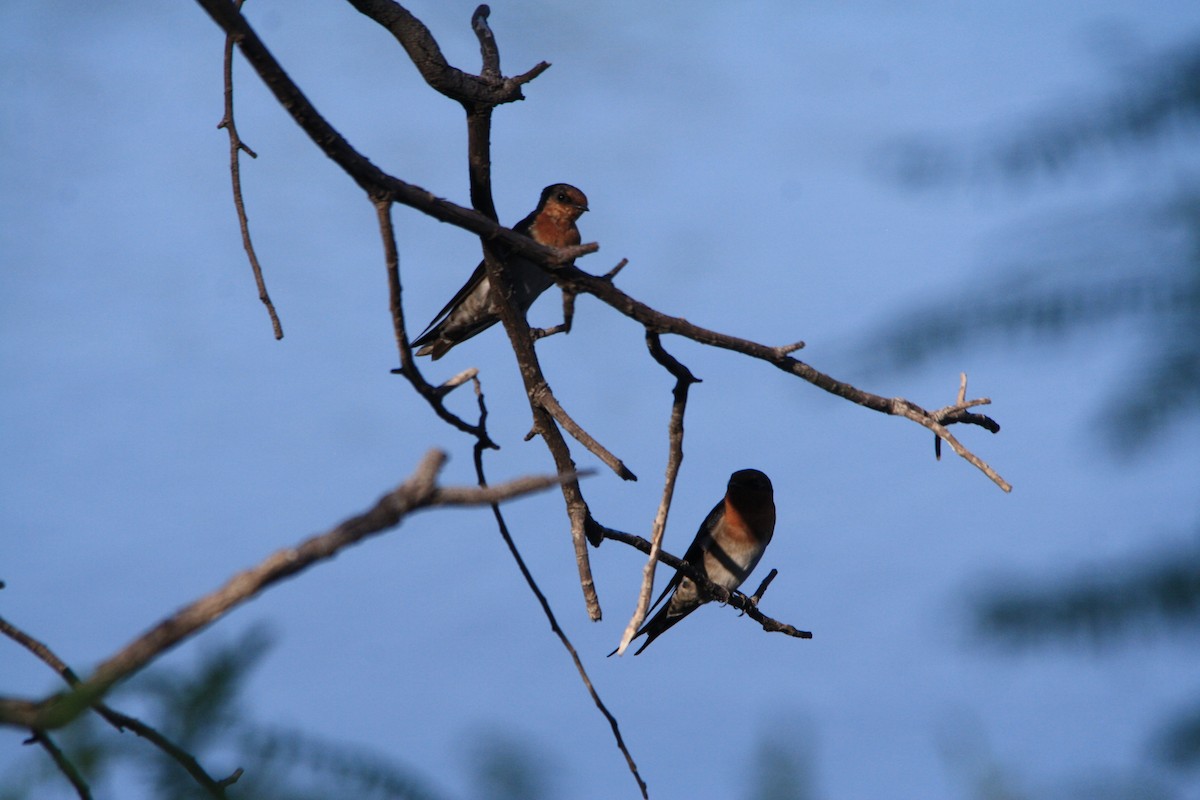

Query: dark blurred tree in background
left=865, top=33, right=1200, bottom=784
left=0, top=630, right=819, bottom=798
left=0, top=629, right=447, bottom=800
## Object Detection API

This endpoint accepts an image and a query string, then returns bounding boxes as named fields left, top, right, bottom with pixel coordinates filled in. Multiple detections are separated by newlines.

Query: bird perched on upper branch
left=613, top=469, right=777, bottom=656
left=413, top=183, right=589, bottom=359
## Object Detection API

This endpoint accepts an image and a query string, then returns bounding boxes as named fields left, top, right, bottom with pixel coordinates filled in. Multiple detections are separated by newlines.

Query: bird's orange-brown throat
left=528, top=184, right=587, bottom=248
left=530, top=204, right=584, bottom=248
left=530, top=199, right=585, bottom=247
left=724, top=489, right=775, bottom=543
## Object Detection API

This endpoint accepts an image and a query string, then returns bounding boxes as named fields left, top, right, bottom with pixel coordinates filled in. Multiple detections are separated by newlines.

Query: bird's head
left=541, top=183, right=589, bottom=220
left=727, top=469, right=773, bottom=495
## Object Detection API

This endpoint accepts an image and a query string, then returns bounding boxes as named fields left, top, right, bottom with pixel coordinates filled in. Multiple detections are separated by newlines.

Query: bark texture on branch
left=0, top=452, right=568, bottom=731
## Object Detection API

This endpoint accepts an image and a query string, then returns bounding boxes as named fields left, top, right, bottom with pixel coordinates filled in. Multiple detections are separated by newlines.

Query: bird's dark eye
left=556, top=192, right=567, bottom=202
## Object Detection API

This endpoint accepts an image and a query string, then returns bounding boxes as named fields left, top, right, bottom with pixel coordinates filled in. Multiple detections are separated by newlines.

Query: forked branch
left=597, top=523, right=812, bottom=641
left=0, top=615, right=240, bottom=797
left=197, top=0, right=1011, bottom=493
left=0, top=452, right=572, bottom=731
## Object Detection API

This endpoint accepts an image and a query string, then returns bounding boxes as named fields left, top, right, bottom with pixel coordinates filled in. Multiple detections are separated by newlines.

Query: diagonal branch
left=533, top=385, right=637, bottom=481
left=195, top=0, right=1008, bottom=492
left=196, top=0, right=577, bottom=251
left=933, top=371, right=996, bottom=459
left=444, top=4, right=619, bottom=620
left=0, top=452, right=571, bottom=731
left=546, top=263, right=1011, bottom=491
left=345, top=0, right=547, bottom=105
left=893, top=394, right=1010, bottom=491
left=28, top=730, right=92, bottom=800
left=375, top=198, right=499, bottom=448
left=453, top=354, right=645, bottom=793
left=597, top=524, right=813, bottom=641
left=0, top=616, right=240, bottom=797
left=472, top=437, right=647, bottom=799
left=216, top=0, right=282, bottom=340
left=613, top=333, right=700, bottom=656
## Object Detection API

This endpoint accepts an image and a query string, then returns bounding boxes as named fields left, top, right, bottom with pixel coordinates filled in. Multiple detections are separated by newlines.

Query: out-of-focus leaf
left=974, top=536, right=1200, bottom=647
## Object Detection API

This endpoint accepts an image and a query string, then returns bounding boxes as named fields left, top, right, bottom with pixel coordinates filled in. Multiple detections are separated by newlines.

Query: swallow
left=412, top=183, right=589, bottom=359
left=612, top=469, right=776, bottom=656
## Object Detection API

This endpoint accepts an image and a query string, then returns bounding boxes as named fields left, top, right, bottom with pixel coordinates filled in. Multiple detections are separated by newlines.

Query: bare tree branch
left=530, top=286, right=577, bottom=341
left=366, top=9, right=639, bottom=770
left=215, top=0, right=282, bottom=340
left=935, top=371, right=990, bottom=459
left=749, top=568, right=779, bottom=606
left=472, top=436, right=648, bottom=799
left=533, top=385, right=637, bottom=481
left=597, top=524, right=813, bottom=641
left=546, top=263, right=1011, bottom=491
left=426, top=3, right=614, bottom=620
left=613, top=333, right=701, bottom=656
left=196, top=0, right=579, bottom=256
left=196, top=0, right=1010, bottom=492
left=345, top=0, right=547, bottom=106
left=0, top=452, right=571, bottom=731
left=376, top=199, right=499, bottom=448
left=473, top=239, right=608, bottom=619
left=27, top=730, right=92, bottom=800
left=471, top=5, right=501, bottom=82
left=0, top=616, right=239, bottom=797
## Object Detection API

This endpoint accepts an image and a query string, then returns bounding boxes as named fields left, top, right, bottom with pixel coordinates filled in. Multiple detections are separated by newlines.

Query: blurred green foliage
left=1, top=628, right=816, bottom=799
left=0, top=627, right=446, bottom=800
left=873, top=38, right=1200, bottom=455
left=869, top=33, right=1200, bottom=786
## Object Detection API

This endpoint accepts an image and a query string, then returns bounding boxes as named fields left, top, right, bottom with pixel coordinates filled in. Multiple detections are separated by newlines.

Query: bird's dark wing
left=412, top=260, right=488, bottom=346
left=511, top=206, right=540, bottom=236
left=645, top=497, right=723, bottom=612
left=413, top=201, right=544, bottom=348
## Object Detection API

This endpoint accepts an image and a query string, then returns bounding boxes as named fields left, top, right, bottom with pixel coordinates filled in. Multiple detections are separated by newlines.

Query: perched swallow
left=412, top=183, right=589, bottom=359
left=613, top=469, right=776, bottom=656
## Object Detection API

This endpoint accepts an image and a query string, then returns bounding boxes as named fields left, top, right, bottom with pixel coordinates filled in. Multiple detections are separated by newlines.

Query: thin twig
left=28, top=730, right=92, bottom=800
left=534, top=386, right=637, bottom=481
left=749, top=569, right=779, bottom=606
left=936, top=371, right=970, bottom=460
left=530, top=288, right=576, bottom=341
left=472, top=438, right=648, bottom=799
left=602, top=258, right=629, bottom=281
left=0, top=452, right=569, bottom=731
left=597, top=524, right=812, bottom=641
left=216, top=0, right=282, bottom=339
left=375, top=199, right=498, bottom=448
left=195, top=0, right=1008, bottom=492
left=0, top=616, right=238, bottom=797
left=893, top=394, right=1011, bottom=491
left=454, top=23, right=605, bottom=617
left=613, top=332, right=701, bottom=656
left=471, top=4, right=500, bottom=82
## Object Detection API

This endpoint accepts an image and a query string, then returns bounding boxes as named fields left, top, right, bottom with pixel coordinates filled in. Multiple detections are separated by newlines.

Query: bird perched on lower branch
left=613, top=469, right=777, bottom=656
left=413, top=183, right=589, bottom=360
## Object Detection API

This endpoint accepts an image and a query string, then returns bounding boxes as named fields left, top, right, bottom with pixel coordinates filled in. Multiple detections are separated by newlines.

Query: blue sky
left=3, top=2, right=1199, bottom=798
